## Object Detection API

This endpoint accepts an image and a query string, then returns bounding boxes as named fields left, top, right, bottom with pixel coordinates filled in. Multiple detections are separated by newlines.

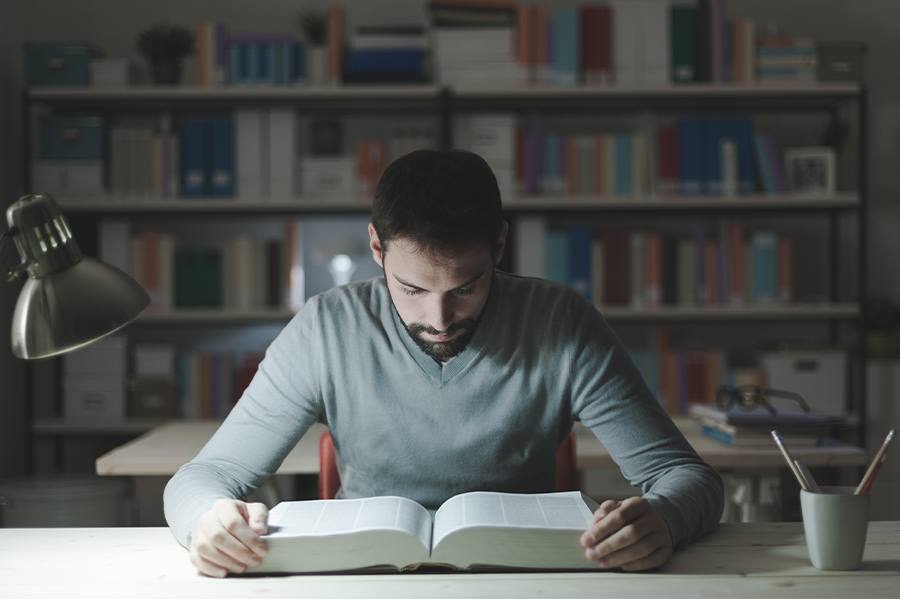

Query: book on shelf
left=688, top=402, right=845, bottom=429
left=514, top=116, right=789, bottom=200
left=344, top=26, right=429, bottom=84
left=247, top=491, right=601, bottom=574
left=698, top=422, right=820, bottom=447
left=514, top=218, right=795, bottom=309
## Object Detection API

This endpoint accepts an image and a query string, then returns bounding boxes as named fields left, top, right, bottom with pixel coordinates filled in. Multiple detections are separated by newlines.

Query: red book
left=704, top=240, right=718, bottom=305
left=728, top=223, right=745, bottom=303
left=603, top=231, right=629, bottom=305
left=685, top=352, right=709, bottom=405
left=327, top=5, right=344, bottom=83
left=371, top=140, right=387, bottom=186
left=655, top=328, right=678, bottom=415
left=581, top=5, right=612, bottom=84
left=234, top=352, right=263, bottom=400
left=778, top=236, right=793, bottom=302
left=705, top=351, right=722, bottom=406
left=645, top=233, right=662, bottom=307
left=194, top=23, right=207, bottom=85
left=657, top=126, right=680, bottom=195
left=534, top=5, right=550, bottom=81
left=516, top=5, right=537, bottom=81
left=143, top=229, right=158, bottom=292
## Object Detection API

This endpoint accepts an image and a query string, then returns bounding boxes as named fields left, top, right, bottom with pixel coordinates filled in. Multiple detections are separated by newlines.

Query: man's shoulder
left=305, top=277, right=388, bottom=316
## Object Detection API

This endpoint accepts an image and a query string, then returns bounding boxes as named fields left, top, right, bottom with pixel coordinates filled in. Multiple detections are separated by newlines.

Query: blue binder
left=293, top=42, right=307, bottom=83
left=678, top=119, right=703, bottom=195
left=568, top=226, right=592, bottom=299
left=721, top=118, right=755, bottom=194
left=210, top=118, right=235, bottom=197
left=181, top=118, right=209, bottom=197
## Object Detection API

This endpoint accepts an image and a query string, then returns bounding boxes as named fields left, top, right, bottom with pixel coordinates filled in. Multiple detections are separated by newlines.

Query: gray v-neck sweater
left=164, top=271, right=723, bottom=548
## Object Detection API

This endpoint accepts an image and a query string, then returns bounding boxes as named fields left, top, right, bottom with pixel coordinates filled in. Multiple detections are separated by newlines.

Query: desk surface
left=95, top=418, right=867, bottom=476
left=1, top=523, right=897, bottom=598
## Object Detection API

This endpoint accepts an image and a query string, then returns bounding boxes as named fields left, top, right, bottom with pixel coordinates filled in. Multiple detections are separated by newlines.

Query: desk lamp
left=2, top=194, right=149, bottom=359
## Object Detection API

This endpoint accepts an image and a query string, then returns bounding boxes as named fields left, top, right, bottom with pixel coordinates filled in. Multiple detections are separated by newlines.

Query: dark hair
left=371, top=149, right=503, bottom=255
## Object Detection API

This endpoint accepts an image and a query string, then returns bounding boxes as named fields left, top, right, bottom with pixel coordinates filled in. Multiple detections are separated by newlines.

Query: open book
left=246, top=491, right=601, bottom=573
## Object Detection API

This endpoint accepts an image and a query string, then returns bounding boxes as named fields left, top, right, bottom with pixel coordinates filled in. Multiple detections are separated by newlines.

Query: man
left=164, top=149, right=724, bottom=578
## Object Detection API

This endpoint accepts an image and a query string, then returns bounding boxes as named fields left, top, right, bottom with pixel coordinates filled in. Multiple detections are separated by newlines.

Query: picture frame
left=784, top=146, right=836, bottom=196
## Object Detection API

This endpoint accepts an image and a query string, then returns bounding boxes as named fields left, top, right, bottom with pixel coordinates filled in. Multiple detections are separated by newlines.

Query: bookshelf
left=22, top=80, right=868, bottom=471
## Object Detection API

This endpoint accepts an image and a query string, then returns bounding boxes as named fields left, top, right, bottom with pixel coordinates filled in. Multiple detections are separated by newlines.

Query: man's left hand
left=579, top=496, right=673, bottom=571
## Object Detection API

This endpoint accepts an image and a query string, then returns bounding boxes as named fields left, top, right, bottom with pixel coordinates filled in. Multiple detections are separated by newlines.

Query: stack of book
left=430, top=0, right=520, bottom=86
left=689, top=403, right=844, bottom=447
left=344, top=26, right=428, bottom=84
left=756, top=34, right=817, bottom=84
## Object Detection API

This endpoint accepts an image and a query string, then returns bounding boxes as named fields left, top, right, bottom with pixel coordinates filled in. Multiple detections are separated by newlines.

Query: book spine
left=670, top=4, right=697, bottom=83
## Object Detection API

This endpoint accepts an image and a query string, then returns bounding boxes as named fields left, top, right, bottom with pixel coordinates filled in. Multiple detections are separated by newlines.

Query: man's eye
left=454, top=287, right=474, bottom=296
left=403, top=287, right=424, bottom=296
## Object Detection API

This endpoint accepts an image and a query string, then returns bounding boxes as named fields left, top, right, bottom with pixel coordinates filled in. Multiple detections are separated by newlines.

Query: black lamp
left=3, top=194, right=149, bottom=359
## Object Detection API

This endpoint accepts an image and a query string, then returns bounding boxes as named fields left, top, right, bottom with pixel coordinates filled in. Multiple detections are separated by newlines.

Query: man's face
left=368, top=224, right=505, bottom=362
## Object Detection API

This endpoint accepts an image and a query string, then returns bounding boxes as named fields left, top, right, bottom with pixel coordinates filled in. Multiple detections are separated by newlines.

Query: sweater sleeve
left=567, top=296, right=724, bottom=549
left=163, top=299, right=325, bottom=548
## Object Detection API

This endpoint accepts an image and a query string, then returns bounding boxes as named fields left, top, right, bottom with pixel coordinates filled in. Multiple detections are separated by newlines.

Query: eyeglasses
left=716, top=385, right=811, bottom=416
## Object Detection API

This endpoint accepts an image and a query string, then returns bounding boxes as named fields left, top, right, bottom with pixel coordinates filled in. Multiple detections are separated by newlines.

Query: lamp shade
left=6, top=194, right=149, bottom=359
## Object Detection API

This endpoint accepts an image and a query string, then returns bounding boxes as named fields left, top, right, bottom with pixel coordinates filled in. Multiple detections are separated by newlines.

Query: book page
left=432, top=491, right=594, bottom=548
left=429, top=491, right=599, bottom=570
left=267, top=496, right=432, bottom=548
left=249, top=497, right=432, bottom=573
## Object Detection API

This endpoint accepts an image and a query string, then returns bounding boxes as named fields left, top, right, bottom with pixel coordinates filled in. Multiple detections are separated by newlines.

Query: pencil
left=793, top=459, right=820, bottom=493
left=855, top=429, right=895, bottom=495
left=771, top=430, right=809, bottom=491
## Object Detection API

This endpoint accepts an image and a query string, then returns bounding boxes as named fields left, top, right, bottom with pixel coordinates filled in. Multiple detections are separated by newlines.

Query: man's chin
left=413, top=332, right=471, bottom=362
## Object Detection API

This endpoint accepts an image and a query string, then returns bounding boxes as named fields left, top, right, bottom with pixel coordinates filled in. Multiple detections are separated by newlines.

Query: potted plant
left=137, top=23, right=194, bottom=85
left=300, top=11, right=327, bottom=85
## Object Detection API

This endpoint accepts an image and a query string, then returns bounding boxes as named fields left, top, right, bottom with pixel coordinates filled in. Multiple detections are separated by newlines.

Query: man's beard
left=406, top=319, right=477, bottom=362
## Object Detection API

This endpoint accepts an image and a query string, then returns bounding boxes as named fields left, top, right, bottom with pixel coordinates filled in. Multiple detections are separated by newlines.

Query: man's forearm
left=164, top=462, right=245, bottom=547
left=642, top=463, right=724, bottom=549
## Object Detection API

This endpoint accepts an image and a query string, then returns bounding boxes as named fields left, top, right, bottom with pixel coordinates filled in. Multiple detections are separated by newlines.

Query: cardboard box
left=128, top=378, right=177, bottom=418
left=25, top=42, right=95, bottom=86
left=817, top=42, right=866, bottom=83
left=64, top=379, right=126, bottom=421
left=761, top=350, right=848, bottom=416
left=90, top=58, right=130, bottom=86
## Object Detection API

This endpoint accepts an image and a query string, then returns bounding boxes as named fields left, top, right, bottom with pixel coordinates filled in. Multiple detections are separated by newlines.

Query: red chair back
left=318, top=430, right=579, bottom=499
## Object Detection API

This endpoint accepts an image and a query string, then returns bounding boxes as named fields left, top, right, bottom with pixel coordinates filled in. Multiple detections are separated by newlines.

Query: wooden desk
left=1, top=523, right=897, bottom=598
left=95, top=418, right=867, bottom=476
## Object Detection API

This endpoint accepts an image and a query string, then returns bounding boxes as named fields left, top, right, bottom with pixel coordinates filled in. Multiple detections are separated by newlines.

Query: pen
left=855, top=429, right=895, bottom=495
left=771, top=430, right=809, bottom=491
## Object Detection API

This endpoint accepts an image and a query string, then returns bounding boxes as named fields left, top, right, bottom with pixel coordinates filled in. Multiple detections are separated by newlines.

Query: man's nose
left=428, top=295, right=454, bottom=332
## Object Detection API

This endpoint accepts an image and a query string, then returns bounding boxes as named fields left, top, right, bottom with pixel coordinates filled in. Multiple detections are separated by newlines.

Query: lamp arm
left=1, top=227, right=30, bottom=284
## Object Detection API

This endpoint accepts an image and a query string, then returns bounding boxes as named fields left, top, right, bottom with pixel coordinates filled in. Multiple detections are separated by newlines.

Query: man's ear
left=493, top=221, right=509, bottom=266
left=368, top=223, right=385, bottom=268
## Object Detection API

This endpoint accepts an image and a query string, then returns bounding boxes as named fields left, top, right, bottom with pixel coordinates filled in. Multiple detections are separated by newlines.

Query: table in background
left=96, top=418, right=867, bottom=476
left=1, top=522, right=897, bottom=598
left=95, top=418, right=867, bottom=520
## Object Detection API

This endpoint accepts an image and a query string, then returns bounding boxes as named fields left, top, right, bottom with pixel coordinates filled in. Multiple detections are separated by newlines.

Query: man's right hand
left=189, top=499, right=269, bottom=578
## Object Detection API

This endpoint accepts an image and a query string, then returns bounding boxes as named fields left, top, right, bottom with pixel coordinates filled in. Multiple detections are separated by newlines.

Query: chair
left=318, top=430, right=579, bottom=499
